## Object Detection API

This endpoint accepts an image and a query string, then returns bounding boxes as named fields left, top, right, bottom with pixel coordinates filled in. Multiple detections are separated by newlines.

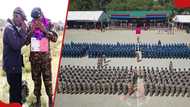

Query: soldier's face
left=33, top=17, right=41, bottom=24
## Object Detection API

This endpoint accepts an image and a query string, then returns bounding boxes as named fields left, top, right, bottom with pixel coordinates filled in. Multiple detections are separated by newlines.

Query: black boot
left=34, top=96, right=41, bottom=107
left=49, top=96, right=52, bottom=107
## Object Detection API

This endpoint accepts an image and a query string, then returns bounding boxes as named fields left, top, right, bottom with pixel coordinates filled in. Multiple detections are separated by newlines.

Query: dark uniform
left=3, top=7, right=27, bottom=105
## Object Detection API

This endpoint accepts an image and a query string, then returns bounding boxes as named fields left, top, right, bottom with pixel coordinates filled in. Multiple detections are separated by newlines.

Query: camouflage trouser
left=31, top=59, right=52, bottom=97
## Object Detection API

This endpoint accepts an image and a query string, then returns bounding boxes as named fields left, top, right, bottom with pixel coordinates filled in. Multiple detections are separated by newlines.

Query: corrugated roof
left=173, top=15, right=190, bottom=23
left=68, top=11, right=105, bottom=22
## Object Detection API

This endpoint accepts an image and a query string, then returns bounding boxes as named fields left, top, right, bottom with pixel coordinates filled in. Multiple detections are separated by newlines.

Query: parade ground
left=55, top=29, right=190, bottom=107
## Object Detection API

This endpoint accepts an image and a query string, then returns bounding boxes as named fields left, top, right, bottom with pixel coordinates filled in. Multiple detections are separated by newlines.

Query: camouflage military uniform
left=30, top=52, right=53, bottom=97
left=26, top=21, right=58, bottom=97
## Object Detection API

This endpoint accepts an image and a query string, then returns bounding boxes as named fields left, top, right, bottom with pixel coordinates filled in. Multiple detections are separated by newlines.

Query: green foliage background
left=69, top=0, right=190, bottom=14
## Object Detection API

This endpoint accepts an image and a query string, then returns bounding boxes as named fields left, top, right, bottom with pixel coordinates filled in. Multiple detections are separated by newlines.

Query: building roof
left=108, top=10, right=172, bottom=20
left=173, top=15, right=190, bottom=23
left=67, top=11, right=109, bottom=22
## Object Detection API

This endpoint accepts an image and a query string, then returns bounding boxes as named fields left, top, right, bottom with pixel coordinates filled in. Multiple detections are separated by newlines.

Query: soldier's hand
left=46, top=31, right=53, bottom=38
left=35, top=21, right=48, bottom=34
left=31, top=23, right=36, bottom=32
left=31, top=21, right=39, bottom=32
left=21, top=21, right=28, bottom=33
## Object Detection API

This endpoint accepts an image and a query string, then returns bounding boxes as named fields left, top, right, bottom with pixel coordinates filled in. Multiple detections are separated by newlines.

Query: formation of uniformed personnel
left=26, top=7, right=58, bottom=107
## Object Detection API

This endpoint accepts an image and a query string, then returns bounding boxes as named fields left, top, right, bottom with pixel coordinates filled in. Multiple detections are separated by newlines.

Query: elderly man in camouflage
left=26, top=8, right=58, bottom=107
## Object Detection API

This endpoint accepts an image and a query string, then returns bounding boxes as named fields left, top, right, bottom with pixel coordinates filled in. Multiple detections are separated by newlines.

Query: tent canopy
left=173, top=15, right=190, bottom=23
left=67, top=11, right=109, bottom=22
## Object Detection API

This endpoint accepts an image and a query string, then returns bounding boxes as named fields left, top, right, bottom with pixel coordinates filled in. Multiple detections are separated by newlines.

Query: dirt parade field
left=55, top=29, right=190, bottom=107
